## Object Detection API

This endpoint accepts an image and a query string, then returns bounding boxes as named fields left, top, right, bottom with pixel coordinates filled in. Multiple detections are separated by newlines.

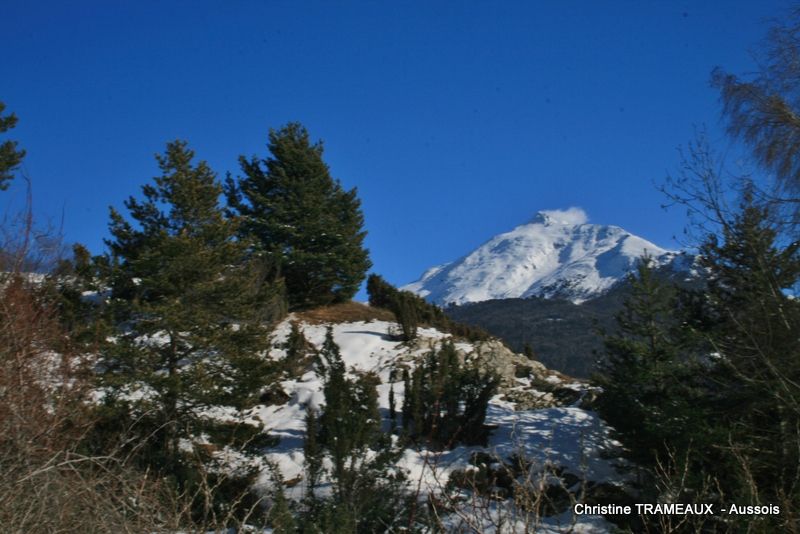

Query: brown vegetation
left=0, top=199, right=256, bottom=532
left=295, top=300, right=395, bottom=324
left=0, top=261, right=189, bottom=532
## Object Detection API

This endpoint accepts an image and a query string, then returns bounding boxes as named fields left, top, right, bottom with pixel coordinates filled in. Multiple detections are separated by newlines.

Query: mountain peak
left=403, top=209, right=685, bottom=306
left=531, top=207, right=589, bottom=226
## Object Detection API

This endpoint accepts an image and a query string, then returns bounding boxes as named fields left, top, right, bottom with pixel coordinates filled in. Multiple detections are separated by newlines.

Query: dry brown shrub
left=0, top=256, right=195, bottom=532
left=295, top=300, right=395, bottom=324
left=0, top=189, right=198, bottom=532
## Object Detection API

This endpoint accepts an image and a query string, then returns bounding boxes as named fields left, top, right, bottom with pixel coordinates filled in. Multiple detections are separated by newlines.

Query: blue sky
left=2, top=0, right=791, bottom=292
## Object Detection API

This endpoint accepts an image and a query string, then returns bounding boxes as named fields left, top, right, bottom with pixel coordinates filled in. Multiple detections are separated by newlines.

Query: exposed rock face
left=453, top=338, right=585, bottom=410
left=462, top=339, right=548, bottom=383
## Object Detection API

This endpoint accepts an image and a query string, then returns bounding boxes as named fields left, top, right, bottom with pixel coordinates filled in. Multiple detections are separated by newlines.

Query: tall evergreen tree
left=267, top=478, right=297, bottom=534
left=388, top=381, right=397, bottom=431
left=595, top=200, right=800, bottom=530
left=697, top=196, right=800, bottom=507
left=595, top=258, right=707, bottom=466
left=226, top=123, right=371, bottom=310
left=400, top=368, right=411, bottom=433
left=98, top=141, right=279, bottom=487
left=0, top=101, right=25, bottom=190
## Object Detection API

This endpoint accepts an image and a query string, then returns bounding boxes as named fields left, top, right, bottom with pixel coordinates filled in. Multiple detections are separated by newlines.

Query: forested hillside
left=446, top=262, right=700, bottom=378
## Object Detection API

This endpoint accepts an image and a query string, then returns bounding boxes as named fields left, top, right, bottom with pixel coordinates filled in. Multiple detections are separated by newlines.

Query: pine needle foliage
left=366, top=273, right=490, bottom=342
left=282, top=321, right=315, bottom=376
left=226, top=123, right=371, bottom=310
left=697, top=196, right=800, bottom=508
left=0, top=101, right=24, bottom=190
left=316, top=327, right=382, bottom=487
left=595, top=257, right=708, bottom=466
left=596, top=198, right=800, bottom=531
left=402, top=340, right=500, bottom=447
left=95, top=141, right=280, bottom=517
left=301, top=326, right=409, bottom=533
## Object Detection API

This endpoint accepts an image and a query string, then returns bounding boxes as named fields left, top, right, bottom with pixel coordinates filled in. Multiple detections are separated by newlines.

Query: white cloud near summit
left=538, top=207, right=589, bottom=225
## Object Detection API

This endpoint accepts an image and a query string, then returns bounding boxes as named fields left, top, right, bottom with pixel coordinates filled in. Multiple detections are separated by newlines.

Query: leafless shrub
left=419, top=424, right=594, bottom=533
left=641, top=446, right=722, bottom=534
left=0, top=193, right=179, bottom=531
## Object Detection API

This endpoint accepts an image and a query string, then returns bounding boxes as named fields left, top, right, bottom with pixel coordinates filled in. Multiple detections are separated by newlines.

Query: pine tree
left=697, top=195, right=800, bottom=505
left=388, top=381, right=397, bottom=431
left=367, top=273, right=490, bottom=342
left=317, top=327, right=355, bottom=485
left=368, top=274, right=418, bottom=340
left=97, top=141, right=278, bottom=486
left=409, top=366, right=425, bottom=438
left=595, top=257, right=706, bottom=466
left=523, top=343, right=536, bottom=360
left=663, top=15, right=800, bottom=527
left=598, top=198, right=800, bottom=529
left=226, top=123, right=371, bottom=310
left=303, top=327, right=408, bottom=532
left=394, top=292, right=419, bottom=341
left=268, top=483, right=297, bottom=534
left=50, top=243, right=113, bottom=347
left=283, top=321, right=312, bottom=376
left=366, top=273, right=395, bottom=309
left=0, top=101, right=25, bottom=190
left=403, top=341, right=499, bottom=447
left=401, top=368, right=411, bottom=432
left=303, top=406, right=322, bottom=490
left=316, top=327, right=381, bottom=492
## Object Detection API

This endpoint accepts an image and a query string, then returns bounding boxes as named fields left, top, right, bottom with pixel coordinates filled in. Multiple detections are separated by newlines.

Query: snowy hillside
left=244, top=315, right=626, bottom=533
left=403, top=207, right=688, bottom=305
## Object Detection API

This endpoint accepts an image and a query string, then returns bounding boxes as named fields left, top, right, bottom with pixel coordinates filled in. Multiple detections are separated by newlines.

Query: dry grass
left=295, top=300, right=395, bottom=324
left=0, top=269, right=192, bottom=533
left=0, top=193, right=195, bottom=533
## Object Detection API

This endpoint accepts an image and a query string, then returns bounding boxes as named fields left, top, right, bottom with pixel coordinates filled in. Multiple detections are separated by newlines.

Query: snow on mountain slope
left=247, top=315, right=625, bottom=532
left=403, top=207, right=685, bottom=305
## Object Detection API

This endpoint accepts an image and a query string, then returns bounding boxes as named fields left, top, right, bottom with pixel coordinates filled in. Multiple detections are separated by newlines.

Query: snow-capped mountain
left=404, top=207, right=688, bottom=305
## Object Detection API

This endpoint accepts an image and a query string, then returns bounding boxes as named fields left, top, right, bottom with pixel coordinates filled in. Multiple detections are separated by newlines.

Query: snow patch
left=247, top=317, right=625, bottom=532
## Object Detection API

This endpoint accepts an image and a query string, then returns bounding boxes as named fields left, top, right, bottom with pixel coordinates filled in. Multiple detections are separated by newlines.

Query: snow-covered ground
left=403, top=207, right=687, bottom=305
left=248, top=318, right=625, bottom=532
